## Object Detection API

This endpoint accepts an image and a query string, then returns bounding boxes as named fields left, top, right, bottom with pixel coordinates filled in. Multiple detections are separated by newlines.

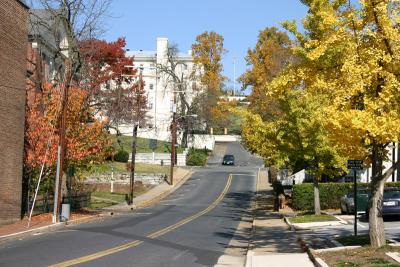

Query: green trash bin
left=356, top=192, right=369, bottom=212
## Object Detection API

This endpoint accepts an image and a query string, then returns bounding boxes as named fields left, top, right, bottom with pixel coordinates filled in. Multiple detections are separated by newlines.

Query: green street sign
left=348, top=160, right=363, bottom=169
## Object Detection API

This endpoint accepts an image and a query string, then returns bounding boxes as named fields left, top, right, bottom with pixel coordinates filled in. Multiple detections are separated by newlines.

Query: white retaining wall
left=213, top=135, right=241, bottom=142
left=187, top=134, right=215, bottom=150
left=129, top=151, right=187, bottom=166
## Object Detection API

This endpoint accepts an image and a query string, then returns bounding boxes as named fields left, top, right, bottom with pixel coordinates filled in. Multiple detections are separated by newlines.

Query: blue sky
left=103, top=0, right=309, bottom=92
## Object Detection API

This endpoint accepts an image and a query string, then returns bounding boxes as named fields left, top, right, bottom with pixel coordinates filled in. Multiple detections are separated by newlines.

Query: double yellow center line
left=49, top=174, right=233, bottom=267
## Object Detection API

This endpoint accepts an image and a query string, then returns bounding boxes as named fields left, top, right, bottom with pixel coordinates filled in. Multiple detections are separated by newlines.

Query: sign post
left=348, top=160, right=363, bottom=236
left=149, top=139, right=157, bottom=164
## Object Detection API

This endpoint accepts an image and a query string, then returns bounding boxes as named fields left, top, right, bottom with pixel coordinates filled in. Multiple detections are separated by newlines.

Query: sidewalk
left=245, top=170, right=314, bottom=267
left=0, top=167, right=192, bottom=243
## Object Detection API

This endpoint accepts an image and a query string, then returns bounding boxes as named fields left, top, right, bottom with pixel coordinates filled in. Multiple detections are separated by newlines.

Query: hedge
left=292, top=182, right=400, bottom=211
left=186, top=148, right=208, bottom=166
left=114, top=150, right=129, bottom=163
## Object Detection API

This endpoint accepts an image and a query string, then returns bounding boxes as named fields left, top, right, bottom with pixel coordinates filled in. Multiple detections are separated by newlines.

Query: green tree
left=241, top=90, right=346, bottom=215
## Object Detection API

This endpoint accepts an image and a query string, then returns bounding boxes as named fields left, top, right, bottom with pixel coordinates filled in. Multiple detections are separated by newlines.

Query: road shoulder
left=0, top=167, right=193, bottom=244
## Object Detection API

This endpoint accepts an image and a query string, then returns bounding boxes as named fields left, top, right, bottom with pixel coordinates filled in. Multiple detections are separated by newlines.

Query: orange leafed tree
left=24, top=83, right=112, bottom=171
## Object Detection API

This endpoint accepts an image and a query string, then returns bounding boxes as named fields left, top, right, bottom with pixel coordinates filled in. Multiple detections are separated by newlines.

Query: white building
left=115, top=37, right=198, bottom=141
left=345, top=144, right=400, bottom=183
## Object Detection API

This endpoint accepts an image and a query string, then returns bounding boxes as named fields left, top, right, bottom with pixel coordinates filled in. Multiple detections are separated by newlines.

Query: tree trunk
left=181, top=129, right=188, bottom=148
left=397, top=142, right=400, bottom=182
left=313, top=178, right=321, bottom=215
left=369, top=143, right=386, bottom=247
left=129, top=124, right=138, bottom=204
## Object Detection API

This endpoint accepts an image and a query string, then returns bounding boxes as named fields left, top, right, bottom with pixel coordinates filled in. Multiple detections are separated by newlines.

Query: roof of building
left=127, top=50, right=192, bottom=61
left=17, top=0, right=29, bottom=9
left=28, top=9, right=67, bottom=51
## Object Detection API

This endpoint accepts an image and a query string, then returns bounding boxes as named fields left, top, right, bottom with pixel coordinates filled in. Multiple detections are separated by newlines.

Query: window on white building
left=149, top=84, right=154, bottom=90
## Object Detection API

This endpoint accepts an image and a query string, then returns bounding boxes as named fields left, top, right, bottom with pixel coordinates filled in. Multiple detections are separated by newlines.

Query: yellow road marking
left=49, top=174, right=233, bottom=267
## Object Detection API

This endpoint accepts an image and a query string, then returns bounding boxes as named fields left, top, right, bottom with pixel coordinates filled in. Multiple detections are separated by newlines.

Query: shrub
left=114, top=150, right=129, bottom=163
left=186, top=148, right=208, bottom=166
left=292, top=182, right=400, bottom=211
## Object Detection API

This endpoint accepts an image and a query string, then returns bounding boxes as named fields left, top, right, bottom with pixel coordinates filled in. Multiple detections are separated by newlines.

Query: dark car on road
left=222, top=154, right=235, bottom=165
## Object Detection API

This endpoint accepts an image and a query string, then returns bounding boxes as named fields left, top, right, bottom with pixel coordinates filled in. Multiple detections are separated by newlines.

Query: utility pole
left=129, top=68, right=143, bottom=204
left=53, top=61, right=71, bottom=223
left=170, top=90, right=177, bottom=186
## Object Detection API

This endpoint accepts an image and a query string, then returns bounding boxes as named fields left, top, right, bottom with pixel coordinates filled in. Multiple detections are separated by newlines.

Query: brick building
left=0, top=0, right=29, bottom=224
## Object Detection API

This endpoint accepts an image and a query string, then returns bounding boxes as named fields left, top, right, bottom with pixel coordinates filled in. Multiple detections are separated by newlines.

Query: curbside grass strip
left=315, top=257, right=330, bottom=267
left=307, top=248, right=330, bottom=267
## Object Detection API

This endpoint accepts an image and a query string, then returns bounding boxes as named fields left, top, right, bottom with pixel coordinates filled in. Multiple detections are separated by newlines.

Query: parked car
left=340, top=189, right=369, bottom=214
left=343, top=189, right=400, bottom=218
left=222, top=154, right=235, bottom=165
left=380, top=190, right=400, bottom=216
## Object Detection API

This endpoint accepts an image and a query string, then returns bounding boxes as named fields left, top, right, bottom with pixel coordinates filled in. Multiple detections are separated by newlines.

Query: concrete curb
left=313, top=246, right=361, bottom=253
left=314, top=257, right=330, bottom=267
left=386, top=252, right=400, bottom=263
left=245, top=250, right=254, bottom=267
left=290, top=221, right=344, bottom=230
left=284, top=215, right=347, bottom=231
left=284, top=216, right=296, bottom=231
left=0, top=169, right=194, bottom=243
left=244, top=167, right=262, bottom=267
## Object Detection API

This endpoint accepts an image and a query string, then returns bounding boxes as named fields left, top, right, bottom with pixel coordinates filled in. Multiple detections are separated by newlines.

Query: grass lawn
left=111, top=134, right=185, bottom=153
left=290, top=214, right=338, bottom=223
left=86, top=161, right=170, bottom=175
left=317, top=245, right=400, bottom=267
left=89, top=186, right=150, bottom=209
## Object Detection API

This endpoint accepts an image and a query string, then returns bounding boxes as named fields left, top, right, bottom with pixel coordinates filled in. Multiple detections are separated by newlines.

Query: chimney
left=157, top=37, right=168, bottom=62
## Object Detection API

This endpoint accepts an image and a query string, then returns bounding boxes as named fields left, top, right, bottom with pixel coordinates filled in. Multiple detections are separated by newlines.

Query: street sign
left=149, top=139, right=157, bottom=151
left=348, top=160, right=363, bottom=169
left=347, top=159, right=363, bottom=236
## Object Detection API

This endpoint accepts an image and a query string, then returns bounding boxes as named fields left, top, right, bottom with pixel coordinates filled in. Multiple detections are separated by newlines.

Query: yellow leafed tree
left=270, top=0, right=400, bottom=247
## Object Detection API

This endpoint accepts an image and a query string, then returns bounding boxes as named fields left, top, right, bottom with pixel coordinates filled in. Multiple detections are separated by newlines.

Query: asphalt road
left=0, top=142, right=262, bottom=267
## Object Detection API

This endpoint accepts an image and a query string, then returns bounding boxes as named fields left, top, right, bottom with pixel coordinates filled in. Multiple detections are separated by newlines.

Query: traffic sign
left=149, top=139, right=157, bottom=151
left=348, top=160, right=363, bottom=169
